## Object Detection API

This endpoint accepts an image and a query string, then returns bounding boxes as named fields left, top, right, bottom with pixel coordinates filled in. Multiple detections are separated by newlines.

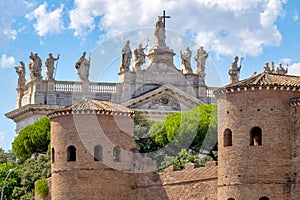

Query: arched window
left=227, top=198, right=235, bottom=200
left=113, top=146, right=121, bottom=162
left=67, top=146, right=76, bottom=162
left=259, top=197, right=269, bottom=200
left=224, top=129, right=232, bottom=147
left=94, top=145, right=103, bottom=161
left=250, top=127, right=262, bottom=146
left=51, top=148, right=55, bottom=163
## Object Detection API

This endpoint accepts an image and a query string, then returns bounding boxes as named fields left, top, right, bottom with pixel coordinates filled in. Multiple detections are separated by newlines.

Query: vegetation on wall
left=35, top=178, right=49, bottom=199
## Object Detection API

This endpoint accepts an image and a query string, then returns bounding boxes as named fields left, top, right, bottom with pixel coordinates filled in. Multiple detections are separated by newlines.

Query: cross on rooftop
left=161, top=10, right=170, bottom=28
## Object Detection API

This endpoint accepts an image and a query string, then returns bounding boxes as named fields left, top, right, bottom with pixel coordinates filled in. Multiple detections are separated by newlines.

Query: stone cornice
left=5, top=104, right=63, bottom=122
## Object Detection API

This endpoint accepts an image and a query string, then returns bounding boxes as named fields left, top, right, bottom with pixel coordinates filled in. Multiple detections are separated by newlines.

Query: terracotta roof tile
left=225, top=72, right=300, bottom=89
left=55, top=98, right=133, bottom=114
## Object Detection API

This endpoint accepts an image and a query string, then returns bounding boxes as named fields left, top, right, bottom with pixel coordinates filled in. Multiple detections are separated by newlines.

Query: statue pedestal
left=147, top=47, right=176, bottom=71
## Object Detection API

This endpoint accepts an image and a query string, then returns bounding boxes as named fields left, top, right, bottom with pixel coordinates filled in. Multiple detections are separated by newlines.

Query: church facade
left=6, top=16, right=214, bottom=133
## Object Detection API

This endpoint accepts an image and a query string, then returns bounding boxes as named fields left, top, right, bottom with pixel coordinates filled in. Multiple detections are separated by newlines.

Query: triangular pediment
left=122, top=84, right=205, bottom=112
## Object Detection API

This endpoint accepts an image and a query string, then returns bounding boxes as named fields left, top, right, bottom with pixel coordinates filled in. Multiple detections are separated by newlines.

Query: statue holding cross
left=154, top=10, right=170, bottom=47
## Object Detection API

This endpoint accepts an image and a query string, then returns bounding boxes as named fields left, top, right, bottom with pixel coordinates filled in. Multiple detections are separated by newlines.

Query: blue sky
left=0, top=0, right=300, bottom=150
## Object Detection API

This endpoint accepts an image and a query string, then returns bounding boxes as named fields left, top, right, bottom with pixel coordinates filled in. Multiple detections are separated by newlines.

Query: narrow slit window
left=113, top=146, right=121, bottom=162
left=94, top=145, right=103, bottom=161
left=52, top=147, right=55, bottom=163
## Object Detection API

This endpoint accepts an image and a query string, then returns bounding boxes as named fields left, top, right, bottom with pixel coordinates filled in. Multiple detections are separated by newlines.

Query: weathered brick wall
left=132, top=162, right=218, bottom=200
left=217, top=89, right=300, bottom=200
left=50, top=113, right=136, bottom=200
left=291, top=104, right=300, bottom=200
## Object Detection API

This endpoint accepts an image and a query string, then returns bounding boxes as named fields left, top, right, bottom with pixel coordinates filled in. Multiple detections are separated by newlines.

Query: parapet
left=160, top=161, right=218, bottom=185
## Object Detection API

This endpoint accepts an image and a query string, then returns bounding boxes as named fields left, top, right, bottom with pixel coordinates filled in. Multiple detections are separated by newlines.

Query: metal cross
left=161, top=10, right=170, bottom=28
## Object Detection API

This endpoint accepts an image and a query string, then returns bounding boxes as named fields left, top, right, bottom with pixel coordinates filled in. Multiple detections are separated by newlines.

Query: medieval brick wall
left=131, top=162, right=218, bottom=200
left=217, top=89, right=300, bottom=200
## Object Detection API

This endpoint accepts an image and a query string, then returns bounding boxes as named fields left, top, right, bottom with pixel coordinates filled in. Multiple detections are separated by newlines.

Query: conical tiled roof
left=215, top=72, right=300, bottom=95
left=226, top=72, right=300, bottom=88
left=48, top=98, right=134, bottom=118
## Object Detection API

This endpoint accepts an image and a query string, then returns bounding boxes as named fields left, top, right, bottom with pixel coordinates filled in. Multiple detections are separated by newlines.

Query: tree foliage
left=12, top=155, right=51, bottom=200
left=35, top=178, right=49, bottom=199
left=0, top=149, right=16, bottom=165
left=12, top=117, right=50, bottom=161
left=134, top=104, right=218, bottom=170
left=0, top=162, right=20, bottom=200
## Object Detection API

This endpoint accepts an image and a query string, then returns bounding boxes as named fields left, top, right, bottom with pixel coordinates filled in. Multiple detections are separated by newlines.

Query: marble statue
left=154, top=16, right=166, bottom=47
left=270, top=61, right=275, bottom=72
left=45, top=53, right=60, bottom=80
left=194, top=46, right=208, bottom=74
left=120, top=40, right=132, bottom=73
left=263, top=62, right=271, bottom=73
left=29, top=52, right=42, bottom=81
left=180, top=47, right=193, bottom=74
left=276, top=63, right=288, bottom=75
left=75, top=52, right=90, bottom=82
left=228, top=56, right=242, bottom=84
left=15, top=61, right=26, bottom=87
left=133, top=43, right=147, bottom=71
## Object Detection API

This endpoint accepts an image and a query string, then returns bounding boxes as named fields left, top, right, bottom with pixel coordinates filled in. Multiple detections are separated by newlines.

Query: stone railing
left=54, top=81, right=117, bottom=94
left=89, top=82, right=117, bottom=93
left=54, top=81, right=82, bottom=92
left=206, top=87, right=219, bottom=98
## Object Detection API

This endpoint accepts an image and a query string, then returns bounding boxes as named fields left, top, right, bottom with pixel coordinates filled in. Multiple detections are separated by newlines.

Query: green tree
left=136, top=104, right=218, bottom=170
left=0, top=162, right=20, bottom=200
left=0, top=149, right=16, bottom=164
left=12, top=155, right=50, bottom=200
left=12, top=117, right=50, bottom=161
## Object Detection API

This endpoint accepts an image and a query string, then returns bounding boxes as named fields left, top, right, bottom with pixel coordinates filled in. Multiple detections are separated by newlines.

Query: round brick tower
left=215, top=72, right=300, bottom=200
left=49, top=98, right=138, bottom=200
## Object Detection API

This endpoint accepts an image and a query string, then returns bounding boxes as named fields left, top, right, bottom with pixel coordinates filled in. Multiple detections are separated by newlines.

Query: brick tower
left=48, top=98, right=138, bottom=199
left=215, top=72, right=300, bottom=200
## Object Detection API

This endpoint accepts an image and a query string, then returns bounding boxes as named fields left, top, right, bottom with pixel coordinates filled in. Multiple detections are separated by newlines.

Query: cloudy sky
left=0, top=0, right=300, bottom=150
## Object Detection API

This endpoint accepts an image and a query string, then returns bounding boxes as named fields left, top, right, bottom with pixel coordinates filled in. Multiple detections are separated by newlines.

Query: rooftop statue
left=15, top=61, right=26, bottom=88
left=154, top=16, right=166, bottom=47
left=45, top=53, right=60, bottom=80
left=133, top=43, right=147, bottom=71
left=119, top=40, right=132, bottom=73
left=29, top=52, right=42, bottom=81
left=194, top=46, right=208, bottom=75
left=228, top=56, right=242, bottom=84
left=276, top=63, right=288, bottom=75
left=75, top=52, right=90, bottom=82
left=180, top=47, right=193, bottom=74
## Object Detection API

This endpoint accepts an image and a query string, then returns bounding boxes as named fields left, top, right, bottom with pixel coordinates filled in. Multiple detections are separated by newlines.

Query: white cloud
left=26, top=2, right=64, bottom=37
left=68, top=0, right=287, bottom=57
left=0, top=54, right=16, bottom=68
left=293, top=12, right=299, bottom=21
left=0, top=0, right=30, bottom=44
left=288, top=62, right=300, bottom=76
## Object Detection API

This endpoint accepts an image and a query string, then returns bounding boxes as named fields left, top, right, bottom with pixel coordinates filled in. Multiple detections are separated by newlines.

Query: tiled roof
left=225, top=72, right=300, bottom=89
left=49, top=98, right=134, bottom=118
